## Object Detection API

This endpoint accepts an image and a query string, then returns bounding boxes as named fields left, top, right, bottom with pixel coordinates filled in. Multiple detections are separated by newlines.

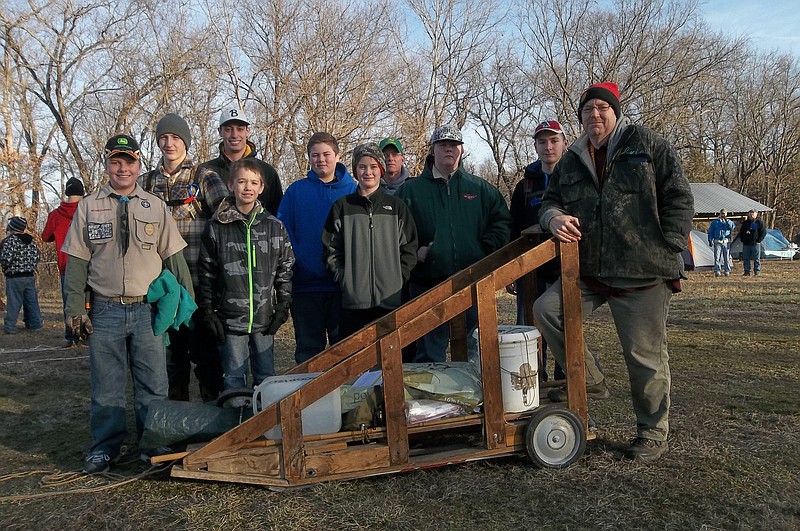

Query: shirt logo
left=144, top=223, right=156, bottom=236
left=462, top=194, right=477, bottom=200
left=141, top=200, right=151, bottom=208
left=382, top=205, right=394, bottom=211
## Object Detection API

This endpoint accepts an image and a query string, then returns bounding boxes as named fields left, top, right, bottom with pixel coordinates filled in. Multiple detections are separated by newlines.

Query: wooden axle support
left=172, top=235, right=588, bottom=487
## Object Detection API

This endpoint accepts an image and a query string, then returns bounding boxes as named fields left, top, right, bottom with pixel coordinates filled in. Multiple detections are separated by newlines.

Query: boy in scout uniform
left=62, top=134, right=193, bottom=474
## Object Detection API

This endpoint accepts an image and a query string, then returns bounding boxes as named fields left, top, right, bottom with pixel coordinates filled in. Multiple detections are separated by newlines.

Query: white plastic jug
left=252, top=372, right=342, bottom=439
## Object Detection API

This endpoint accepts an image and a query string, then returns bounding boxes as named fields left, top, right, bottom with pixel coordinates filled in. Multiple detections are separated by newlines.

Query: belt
left=92, top=294, right=147, bottom=305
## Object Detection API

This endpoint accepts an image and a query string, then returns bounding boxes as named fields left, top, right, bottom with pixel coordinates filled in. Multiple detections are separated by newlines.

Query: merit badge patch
left=140, top=200, right=151, bottom=208
left=87, top=222, right=113, bottom=240
left=144, top=223, right=155, bottom=236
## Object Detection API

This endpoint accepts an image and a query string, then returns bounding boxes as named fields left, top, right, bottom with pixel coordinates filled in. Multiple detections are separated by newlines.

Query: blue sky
left=701, top=0, right=799, bottom=55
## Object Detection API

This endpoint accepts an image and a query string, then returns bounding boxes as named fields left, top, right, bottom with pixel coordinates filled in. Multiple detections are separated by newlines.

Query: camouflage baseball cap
left=352, top=142, right=386, bottom=175
left=379, top=137, right=404, bottom=153
left=429, top=124, right=463, bottom=145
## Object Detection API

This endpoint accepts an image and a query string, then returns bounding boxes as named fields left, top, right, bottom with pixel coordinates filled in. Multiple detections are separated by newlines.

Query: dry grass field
left=1, top=261, right=798, bottom=530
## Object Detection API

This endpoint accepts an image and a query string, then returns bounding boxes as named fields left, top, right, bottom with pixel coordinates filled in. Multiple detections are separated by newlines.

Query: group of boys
left=3, top=79, right=695, bottom=473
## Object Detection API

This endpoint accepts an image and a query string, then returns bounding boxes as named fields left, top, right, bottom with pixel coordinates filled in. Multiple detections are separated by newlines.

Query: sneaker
left=743, top=272, right=750, bottom=277
left=723, top=272, right=730, bottom=276
left=83, top=451, right=112, bottom=474
left=2, top=329, right=16, bottom=335
left=63, top=340, right=79, bottom=349
left=754, top=272, right=760, bottom=276
left=140, top=446, right=174, bottom=465
left=547, top=380, right=610, bottom=402
left=624, top=437, right=668, bottom=461
left=714, top=272, right=720, bottom=277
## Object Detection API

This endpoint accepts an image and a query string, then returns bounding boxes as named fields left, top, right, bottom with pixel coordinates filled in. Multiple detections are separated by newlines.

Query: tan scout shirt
left=62, top=183, right=186, bottom=298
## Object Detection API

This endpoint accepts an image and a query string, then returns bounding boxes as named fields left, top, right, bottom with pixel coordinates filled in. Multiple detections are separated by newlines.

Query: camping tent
left=730, top=229, right=799, bottom=260
left=682, top=230, right=715, bottom=271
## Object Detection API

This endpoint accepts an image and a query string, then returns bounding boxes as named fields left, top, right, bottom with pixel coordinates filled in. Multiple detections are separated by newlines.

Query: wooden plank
left=475, top=276, right=505, bottom=449
left=379, top=333, right=409, bottom=465
left=449, top=313, right=468, bottom=362
left=305, top=444, right=391, bottom=477
left=559, top=241, right=589, bottom=430
left=280, top=391, right=305, bottom=479
left=205, top=449, right=282, bottom=476
left=303, top=441, right=349, bottom=455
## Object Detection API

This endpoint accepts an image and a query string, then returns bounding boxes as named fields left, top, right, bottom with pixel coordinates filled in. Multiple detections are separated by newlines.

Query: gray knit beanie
left=352, top=143, right=386, bottom=176
left=155, top=113, right=192, bottom=149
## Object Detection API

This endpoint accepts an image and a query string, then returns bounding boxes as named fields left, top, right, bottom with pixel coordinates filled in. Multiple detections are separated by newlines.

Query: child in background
left=2, top=216, right=43, bottom=334
left=197, top=158, right=295, bottom=390
left=322, top=142, right=418, bottom=338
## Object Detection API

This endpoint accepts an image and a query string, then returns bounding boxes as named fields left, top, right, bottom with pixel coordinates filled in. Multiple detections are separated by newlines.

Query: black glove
left=201, top=308, right=225, bottom=343
left=264, top=303, right=290, bottom=336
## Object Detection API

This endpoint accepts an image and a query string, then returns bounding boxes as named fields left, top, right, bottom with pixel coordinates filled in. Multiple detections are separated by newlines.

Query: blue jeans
left=88, top=300, right=168, bottom=457
left=290, top=292, right=341, bottom=364
left=409, top=282, right=478, bottom=363
left=4, top=275, right=42, bottom=333
left=712, top=241, right=731, bottom=274
left=60, top=275, right=78, bottom=341
left=742, top=244, right=761, bottom=274
left=220, top=331, right=275, bottom=389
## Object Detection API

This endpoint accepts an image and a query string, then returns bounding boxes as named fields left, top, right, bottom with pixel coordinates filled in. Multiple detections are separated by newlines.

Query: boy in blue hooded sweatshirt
left=277, top=132, right=357, bottom=363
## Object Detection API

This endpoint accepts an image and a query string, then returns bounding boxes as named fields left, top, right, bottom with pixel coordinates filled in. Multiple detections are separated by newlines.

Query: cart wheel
left=217, top=388, right=253, bottom=409
left=524, top=406, right=586, bottom=469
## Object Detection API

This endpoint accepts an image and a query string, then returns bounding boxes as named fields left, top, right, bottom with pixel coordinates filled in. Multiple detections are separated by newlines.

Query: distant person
left=509, top=120, right=568, bottom=381
left=277, top=132, right=357, bottom=363
left=197, top=105, right=283, bottom=216
left=397, top=124, right=512, bottom=363
left=43, top=177, right=85, bottom=347
left=380, top=136, right=417, bottom=361
left=708, top=209, right=735, bottom=277
left=322, top=142, right=418, bottom=338
left=739, top=209, right=767, bottom=277
left=1, top=216, right=42, bottom=335
left=139, top=113, right=227, bottom=402
left=62, top=134, right=192, bottom=474
left=197, top=158, right=295, bottom=390
left=379, top=137, right=411, bottom=195
left=533, top=82, right=693, bottom=461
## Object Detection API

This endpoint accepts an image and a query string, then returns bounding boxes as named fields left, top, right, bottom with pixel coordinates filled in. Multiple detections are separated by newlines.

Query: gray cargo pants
left=533, top=278, right=672, bottom=441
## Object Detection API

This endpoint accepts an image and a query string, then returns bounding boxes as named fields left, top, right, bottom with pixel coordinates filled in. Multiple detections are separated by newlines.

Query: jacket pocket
left=613, top=152, right=654, bottom=193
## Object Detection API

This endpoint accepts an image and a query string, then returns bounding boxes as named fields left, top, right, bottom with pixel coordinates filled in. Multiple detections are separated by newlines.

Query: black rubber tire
left=524, top=405, right=587, bottom=469
left=216, top=388, right=253, bottom=409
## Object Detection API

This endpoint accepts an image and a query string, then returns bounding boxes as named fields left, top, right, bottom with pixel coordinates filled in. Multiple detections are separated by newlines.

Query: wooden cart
left=171, top=234, right=590, bottom=487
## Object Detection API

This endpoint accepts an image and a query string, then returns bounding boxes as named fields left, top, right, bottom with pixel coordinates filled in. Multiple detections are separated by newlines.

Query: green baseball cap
left=379, top=137, right=403, bottom=154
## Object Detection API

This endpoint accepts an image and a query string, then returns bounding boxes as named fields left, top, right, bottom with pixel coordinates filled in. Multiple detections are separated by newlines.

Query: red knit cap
left=578, top=82, right=621, bottom=118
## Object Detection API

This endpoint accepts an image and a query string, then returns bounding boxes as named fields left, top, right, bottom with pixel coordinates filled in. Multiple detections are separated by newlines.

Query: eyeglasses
left=581, top=103, right=612, bottom=116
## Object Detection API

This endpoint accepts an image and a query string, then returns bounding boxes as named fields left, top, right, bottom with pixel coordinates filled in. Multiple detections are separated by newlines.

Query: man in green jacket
left=398, top=125, right=512, bottom=364
left=533, top=82, right=694, bottom=461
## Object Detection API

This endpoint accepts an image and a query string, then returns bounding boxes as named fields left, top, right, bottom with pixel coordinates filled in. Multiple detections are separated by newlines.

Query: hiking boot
left=83, top=451, right=113, bottom=474
left=624, top=437, right=668, bottom=461
left=547, top=380, right=610, bottom=402
left=140, top=446, right=174, bottom=466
